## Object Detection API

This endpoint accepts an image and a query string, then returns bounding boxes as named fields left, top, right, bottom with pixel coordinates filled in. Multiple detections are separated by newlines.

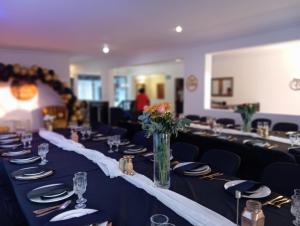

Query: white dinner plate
left=123, top=148, right=147, bottom=154
left=2, top=149, right=31, bottom=157
left=28, top=183, right=74, bottom=203
left=173, top=162, right=211, bottom=176
left=224, top=180, right=271, bottom=198
left=10, top=156, right=40, bottom=164
left=0, top=143, right=21, bottom=149
left=0, top=134, right=17, bottom=140
left=50, top=209, right=106, bottom=224
left=0, top=138, right=19, bottom=144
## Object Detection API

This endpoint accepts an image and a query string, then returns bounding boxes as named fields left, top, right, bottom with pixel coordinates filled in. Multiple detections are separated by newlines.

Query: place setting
left=28, top=172, right=110, bottom=226
left=243, top=139, right=278, bottom=149
left=11, top=166, right=54, bottom=181
left=172, top=161, right=211, bottom=176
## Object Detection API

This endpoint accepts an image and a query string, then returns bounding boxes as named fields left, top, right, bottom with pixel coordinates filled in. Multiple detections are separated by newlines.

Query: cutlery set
left=262, top=196, right=291, bottom=208
left=34, top=200, right=72, bottom=217
left=200, top=172, right=231, bottom=182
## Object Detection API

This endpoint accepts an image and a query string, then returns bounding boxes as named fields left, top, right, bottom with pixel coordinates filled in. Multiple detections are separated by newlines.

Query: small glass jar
left=241, top=200, right=265, bottom=226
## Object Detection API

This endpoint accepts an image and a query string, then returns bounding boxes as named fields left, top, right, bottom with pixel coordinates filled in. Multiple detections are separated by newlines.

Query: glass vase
left=242, top=120, right=252, bottom=132
left=153, top=133, right=170, bottom=189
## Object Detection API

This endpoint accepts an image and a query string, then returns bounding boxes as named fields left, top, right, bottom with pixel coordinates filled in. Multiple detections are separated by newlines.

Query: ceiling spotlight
left=175, top=25, right=183, bottom=33
left=102, top=45, right=110, bottom=54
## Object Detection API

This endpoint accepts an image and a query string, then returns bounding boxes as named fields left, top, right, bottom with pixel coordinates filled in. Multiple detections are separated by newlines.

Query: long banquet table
left=1, top=130, right=294, bottom=226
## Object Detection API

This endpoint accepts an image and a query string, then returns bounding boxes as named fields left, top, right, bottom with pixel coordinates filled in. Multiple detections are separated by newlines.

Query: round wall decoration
left=186, top=74, right=198, bottom=91
left=11, top=80, right=38, bottom=100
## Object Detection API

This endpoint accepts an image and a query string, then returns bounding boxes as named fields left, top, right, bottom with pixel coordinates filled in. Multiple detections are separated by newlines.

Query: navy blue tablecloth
left=1, top=131, right=294, bottom=226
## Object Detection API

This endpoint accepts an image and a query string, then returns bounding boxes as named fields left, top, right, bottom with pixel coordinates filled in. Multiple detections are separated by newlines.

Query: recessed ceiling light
left=175, top=25, right=183, bottom=33
left=175, top=58, right=182, bottom=63
left=102, top=45, right=110, bottom=54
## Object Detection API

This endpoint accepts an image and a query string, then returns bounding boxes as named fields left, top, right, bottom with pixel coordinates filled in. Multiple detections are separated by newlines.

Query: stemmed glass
left=107, top=137, right=114, bottom=153
left=38, top=143, right=49, bottom=165
left=291, top=189, right=300, bottom=226
left=114, top=135, right=121, bottom=152
left=79, top=127, right=87, bottom=140
left=86, top=126, right=92, bottom=139
left=150, top=214, right=169, bottom=226
left=73, top=172, right=87, bottom=209
left=21, top=132, right=33, bottom=148
left=290, top=133, right=298, bottom=147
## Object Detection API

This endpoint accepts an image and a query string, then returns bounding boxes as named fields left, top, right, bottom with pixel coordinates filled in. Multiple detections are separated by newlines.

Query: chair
left=110, top=127, right=127, bottom=138
left=251, top=118, right=272, bottom=129
left=273, top=122, right=299, bottom=132
left=93, top=123, right=112, bottom=135
left=171, top=142, right=199, bottom=162
left=201, top=149, right=241, bottom=176
left=185, top=115, right=201, bottom=121
left=289, top=148, right=300, bottom=164
left=132, top=131, right=152, bottom=150
left=216, top=118, right=235, bottom=127
left=261, top=162, right=300, bottom=196
left=42, top=106, right=68, bottom=129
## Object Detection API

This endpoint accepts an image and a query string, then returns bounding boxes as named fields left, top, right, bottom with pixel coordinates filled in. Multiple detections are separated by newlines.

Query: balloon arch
left=0, top=62, right=82, bottom=122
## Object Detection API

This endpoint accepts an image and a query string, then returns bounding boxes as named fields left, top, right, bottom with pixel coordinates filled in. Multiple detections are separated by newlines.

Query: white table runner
left=39, top=129, right=235, bottom=226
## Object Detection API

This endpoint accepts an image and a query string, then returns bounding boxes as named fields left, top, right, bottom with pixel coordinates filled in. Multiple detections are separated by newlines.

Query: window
left=114, top=76, right=128, bottom=106
left=77, top=75, right=102, bottom=101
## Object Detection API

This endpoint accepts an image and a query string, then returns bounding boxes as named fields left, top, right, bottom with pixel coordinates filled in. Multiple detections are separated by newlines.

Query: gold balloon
left=13, top=67, right=20, bottom=74
left=28, top=69, right=35, bottom=76
left=45, top=74, right=52, bottom=81
left=43, top=68, right=48, bottom=74
left=30, top=65, right=38, bottom=72
left=20, top=68, right=27, bottom=75
left=71, top=115, right=77, bottom=122
left=75, top=101, right=81, bottom=108
left=75, top=111, right=81, bottom=117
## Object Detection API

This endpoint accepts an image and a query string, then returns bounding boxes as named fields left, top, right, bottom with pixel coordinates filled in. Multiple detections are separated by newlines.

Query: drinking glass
left=213, top=123, right=222, bottom=135
left=291, top=194, right=300, bottom=226
left=86, top=127, right=92, bottom=139
left=114, top=135, right=121, bottom=152
left=290, top=134, right=298, bottom=147
left=73, top=172, right=87, bottom=209
left=295, top=189, right=300, bottom=195
left=107, top=137, right=114, bottom=153
left=79, top=127, right=87, bottom=140
left=38, top=143, right=49, bottom=165
left=150, top=214, right=169, bottom=226
left=21, top=132, right=32, bottom=148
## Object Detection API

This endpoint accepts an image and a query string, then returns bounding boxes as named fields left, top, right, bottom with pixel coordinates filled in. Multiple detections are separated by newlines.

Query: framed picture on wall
left=157, top=83, right=165, bottom=99
left=211, top=77, right=233, bottom=97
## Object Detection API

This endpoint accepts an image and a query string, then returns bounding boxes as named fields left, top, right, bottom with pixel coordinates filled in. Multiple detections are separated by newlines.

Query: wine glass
left=27, top=132, right=33, bottom=148
left=38, top=143, right=49, bottom=165
left=114, top=135, right=121, bottom=152
left=86, top=127, right=92, bottom=139
left=291, top=194, right=300, bottom=226
left=150, top=214, right=169, bottom=226
left=21, top=132, right=32, bottom=148
left=290, top=133, right=298, bottom=147
left=73, top=172, right=87, bottom=209
left=107, top=137, right=114, bottom=153
left=79, top=127, right=87, bottom=140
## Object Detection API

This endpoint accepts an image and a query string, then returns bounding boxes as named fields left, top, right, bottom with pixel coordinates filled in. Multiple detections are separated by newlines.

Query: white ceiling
left=1, top=0, right=300, bottom=59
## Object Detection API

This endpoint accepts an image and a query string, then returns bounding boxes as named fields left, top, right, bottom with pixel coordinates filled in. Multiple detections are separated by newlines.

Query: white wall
left=0, top=48, right=70, bottom=131
left=111, top=61, right=184, bottom=108
left=211, top=43, right=300, bottom=115
left=112, top=25, right=300, bottom=126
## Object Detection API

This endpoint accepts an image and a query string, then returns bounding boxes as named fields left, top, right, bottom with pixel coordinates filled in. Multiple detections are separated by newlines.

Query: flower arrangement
left=43, top=115, right=56, bottom=131
left=235, top=103, right=258, bottom=132
left=138, top=102, right=191, bottom=137
left=138, top=102, right=190, bottom=189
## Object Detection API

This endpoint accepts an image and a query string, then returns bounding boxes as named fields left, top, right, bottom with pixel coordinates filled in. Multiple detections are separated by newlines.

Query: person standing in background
left=135, top=88, right=150, bottom=116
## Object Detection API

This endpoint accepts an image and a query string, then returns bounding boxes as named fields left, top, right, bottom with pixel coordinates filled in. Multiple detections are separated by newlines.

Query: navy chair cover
left=201, top=149, right=241, bottom=176
left=273, top=122, right=299, bottom=132
left=110, top=127, right=127, bottom=137
left=171, top=142, right=199, bottom=162
left=185, top=115, right=201, bottom=121
left=289, top=148, right=300, bottom=164
left=93, top=123, right=112, bottom=135
left=261, top=162, right=300, bottom=196
left=132, top=131, right=152, bottom=150
left=216, top=118, right=235, bottom=127
left=251, top=118, right=272, bottom=129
